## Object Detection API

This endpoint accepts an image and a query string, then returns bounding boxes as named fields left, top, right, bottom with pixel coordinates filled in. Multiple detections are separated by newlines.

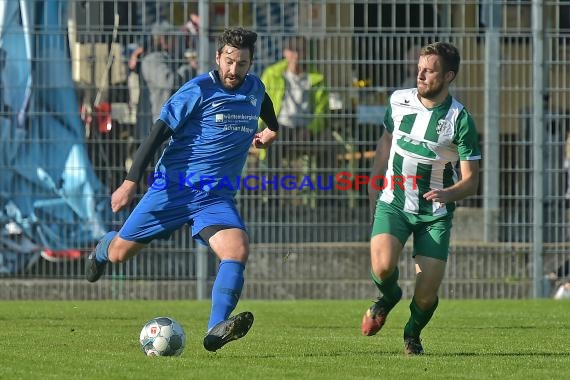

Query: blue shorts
left=119, top=185, right=246, bottom=245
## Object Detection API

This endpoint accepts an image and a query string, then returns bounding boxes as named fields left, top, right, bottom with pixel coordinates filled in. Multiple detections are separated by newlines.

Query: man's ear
left=446, top=70, right=456, bottom=83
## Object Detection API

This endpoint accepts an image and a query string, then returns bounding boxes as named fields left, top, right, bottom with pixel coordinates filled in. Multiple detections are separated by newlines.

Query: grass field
left=1, top=299, right=569, bottom=379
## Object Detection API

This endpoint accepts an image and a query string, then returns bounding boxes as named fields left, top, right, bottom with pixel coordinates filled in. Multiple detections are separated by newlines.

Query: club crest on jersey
left=248, top=95, right=257, bottom=107
left=436, top=119, right=453, bottom=137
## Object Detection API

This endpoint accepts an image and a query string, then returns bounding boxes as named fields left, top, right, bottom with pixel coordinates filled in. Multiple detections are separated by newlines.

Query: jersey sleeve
left=454, top=110, right=481, bottom=160
left=260, top=92, right=279, bottom=131
left=158, top=82, right=201, bottom=132
left=383, top=101, right=394, bottom=134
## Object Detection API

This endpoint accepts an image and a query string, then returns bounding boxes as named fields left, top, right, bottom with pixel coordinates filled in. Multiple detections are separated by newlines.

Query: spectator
left=259, top=36, right=329, bottom=205
left=177, top=49, right=199, bottom=83
left=129, top=12, right=199, bottom=73
left=260, top=36, right=328, bottom=144
left=140, top=21, right=180, bottom=121
left=127, top=10, right=199, bottom=123
left=127, top=1, right=168, bottom=72
left=182, top=12, right=200, bottom=52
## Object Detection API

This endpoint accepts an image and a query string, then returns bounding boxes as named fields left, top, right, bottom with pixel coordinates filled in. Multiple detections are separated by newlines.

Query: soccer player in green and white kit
left=360, top=42, right=481, bottom=355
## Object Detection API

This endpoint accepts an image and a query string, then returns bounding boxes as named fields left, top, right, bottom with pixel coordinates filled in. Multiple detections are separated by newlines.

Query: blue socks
left=207, top=260, right=245, bottom=331
left=94, top=231, right=117, bottom=263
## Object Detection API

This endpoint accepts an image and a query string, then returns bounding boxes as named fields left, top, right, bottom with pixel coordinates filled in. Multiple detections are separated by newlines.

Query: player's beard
left=220, top=72, right=244, bottom=90
left=417, top=80, right=444, bottom=100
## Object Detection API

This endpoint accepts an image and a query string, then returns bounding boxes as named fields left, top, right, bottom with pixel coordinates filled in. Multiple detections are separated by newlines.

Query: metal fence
left=1, top=0, right=569, bottom=300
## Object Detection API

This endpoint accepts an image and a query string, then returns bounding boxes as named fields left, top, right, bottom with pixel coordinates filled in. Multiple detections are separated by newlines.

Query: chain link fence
left=1, top=1, right=569, bottom=299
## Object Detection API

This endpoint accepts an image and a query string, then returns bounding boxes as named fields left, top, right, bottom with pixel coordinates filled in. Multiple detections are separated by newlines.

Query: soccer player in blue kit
left=85, top=27, right=280, bottom=352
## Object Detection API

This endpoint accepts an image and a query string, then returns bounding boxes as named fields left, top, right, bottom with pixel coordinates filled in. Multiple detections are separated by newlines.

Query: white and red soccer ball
left=139, top=316, right=186, bottom=356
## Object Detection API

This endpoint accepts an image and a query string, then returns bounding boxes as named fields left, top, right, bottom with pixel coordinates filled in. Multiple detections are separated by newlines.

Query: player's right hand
left=111, top=180, right=137, bottom=213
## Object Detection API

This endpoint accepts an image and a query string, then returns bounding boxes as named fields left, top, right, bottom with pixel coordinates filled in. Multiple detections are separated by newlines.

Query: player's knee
left=107, top=241, right=138, bottom=263
left=413, top=294, right=438, bottom=310
left=371, top=254, right=398, bottom=278
left=210, top=231, right=249, bottom=262
left=228, top=244, right=249, bottom=262
left=372, top=265, right=395, bottom=280
left=108, top=246, right=128, bottom=263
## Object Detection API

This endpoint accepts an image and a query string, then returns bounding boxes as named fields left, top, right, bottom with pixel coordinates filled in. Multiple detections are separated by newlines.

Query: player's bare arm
left=368, top=130, right=392, bottom=216
left=253, top=128, right=278, bottom=149
left=423, top=159, right=480, bottom=203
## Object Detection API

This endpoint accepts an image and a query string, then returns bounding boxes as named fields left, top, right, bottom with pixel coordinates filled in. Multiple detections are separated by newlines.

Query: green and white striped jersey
left=380, top=88, right=481, bottom=218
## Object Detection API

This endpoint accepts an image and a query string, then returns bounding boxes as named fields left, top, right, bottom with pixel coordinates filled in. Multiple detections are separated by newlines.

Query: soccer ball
left=139, top=316, right=186, bottom=357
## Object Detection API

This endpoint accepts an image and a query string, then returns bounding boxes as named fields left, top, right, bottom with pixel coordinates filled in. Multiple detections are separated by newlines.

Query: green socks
left=370, top=267, right=439, bottom=338
left=371, top=267, right=402, bottom=309
left=404, top=297, right=439, bottom=338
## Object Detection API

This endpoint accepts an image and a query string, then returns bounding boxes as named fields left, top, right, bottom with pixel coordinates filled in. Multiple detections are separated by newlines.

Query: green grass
left=1, top=300, right=569, bottom=379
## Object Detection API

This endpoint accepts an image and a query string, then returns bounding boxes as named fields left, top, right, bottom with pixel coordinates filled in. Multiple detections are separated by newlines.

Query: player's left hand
left=423, top=189, right=450, bottom=206
left=253, top=128, right=278, bottom=149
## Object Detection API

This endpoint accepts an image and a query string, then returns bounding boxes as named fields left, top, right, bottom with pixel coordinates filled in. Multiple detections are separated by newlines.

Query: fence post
left=532, top=0, right=545, bottom=298
left=482, top=2, right=502, bottom=242
left=196, top=244, right=209, bottom=300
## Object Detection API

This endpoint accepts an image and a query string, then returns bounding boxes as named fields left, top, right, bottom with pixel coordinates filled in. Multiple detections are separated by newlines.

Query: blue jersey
left=156, top=71, right=265, bottom=197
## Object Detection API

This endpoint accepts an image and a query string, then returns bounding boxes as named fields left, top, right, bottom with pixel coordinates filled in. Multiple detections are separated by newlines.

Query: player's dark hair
left=421, top=42, right=460, bottom=78
left=217, top=27, right=258, bottom=60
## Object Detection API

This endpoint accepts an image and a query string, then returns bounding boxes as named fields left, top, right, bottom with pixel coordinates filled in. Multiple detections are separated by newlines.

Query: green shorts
left=371, top=201, right=453, bottom=261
